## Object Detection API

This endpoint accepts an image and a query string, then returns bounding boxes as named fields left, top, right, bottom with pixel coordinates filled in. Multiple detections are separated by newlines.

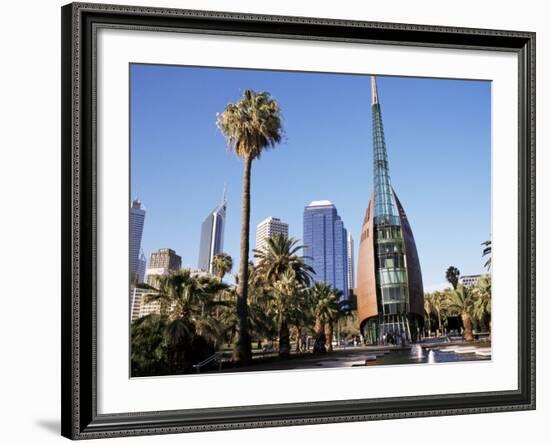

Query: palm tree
left=147, top=270, right=226, bottom=322
left=211, top=253, right=233, bottom=319
left=446, top=284, right=476, bottom=341
left=145, top=269, right=227, bottom=369
left=246, top=261, right=268, bottom=306
left=217, top=90, right=283, bottom=364
left=254, top=234, right=315, bottom=355
left=424, top=292, right=433, bottom=337
left=270, top=271, right=306, bottom=358
left=473, top=274, right=492, bottom=336
left=335, top=298, right=354, bottom=347
left=248, top=302, right=277, bottom=348
left=290, top=304, right=312, bottom=353
left=130, top=314, right=169, bottom=377
left=220, top=263, right=276, bottom=351
left=254, top=234, right=314, bottom=287
left=312, top=282, right=339, bottom=354
left=445, top=266, right=461, bottom=290
left=284, top=285, right=315, bottom=353
left=432, top=290, right=446, bottom=336
left=324, top=288, right=343, bottom=352
left=482, top=240, right=492, bottom=270
left=193, top=276, right=229, bottom=340
left=338, top=309, right=361, bottom=341
left=212, top=253, right=233, bottom=282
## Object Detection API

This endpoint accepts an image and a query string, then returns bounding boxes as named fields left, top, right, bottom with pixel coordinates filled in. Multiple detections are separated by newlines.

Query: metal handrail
left=192, top=351, right=224, bottom=373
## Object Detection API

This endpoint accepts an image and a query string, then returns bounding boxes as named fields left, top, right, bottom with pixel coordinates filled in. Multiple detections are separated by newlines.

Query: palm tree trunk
left=326, top=320, right=334, bottom=352
left=313, top=317, right=326, bottom=354
left=462, top=313, right=474, bottom=341
left=295, top=326, right=302, bottom=353
left=436, top=309, right=442, bottom=336
left=215, top=274, right=223, bottom=320
left=233, top=155, right=253, bottom=365
left=425, top=310, right=431, bottom=337
left=279, top=319, right=290, bottom=358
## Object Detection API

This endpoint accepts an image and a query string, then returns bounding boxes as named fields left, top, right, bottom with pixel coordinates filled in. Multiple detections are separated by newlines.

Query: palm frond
left=217, top=90, right=283, bottom=160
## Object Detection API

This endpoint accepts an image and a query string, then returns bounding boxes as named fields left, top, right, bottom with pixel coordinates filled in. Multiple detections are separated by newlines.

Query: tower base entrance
left=362, top=314, right=423, bottom=345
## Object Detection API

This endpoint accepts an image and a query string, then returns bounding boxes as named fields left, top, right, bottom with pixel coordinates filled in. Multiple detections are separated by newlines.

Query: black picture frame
left=61, top=2, right=536, bottom=439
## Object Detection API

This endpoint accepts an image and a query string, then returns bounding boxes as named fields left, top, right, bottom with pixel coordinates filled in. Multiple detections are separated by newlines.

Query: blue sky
left=130, top=64, right=491, bottom=290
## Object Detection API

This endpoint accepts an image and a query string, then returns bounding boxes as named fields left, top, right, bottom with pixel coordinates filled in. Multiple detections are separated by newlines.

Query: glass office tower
left=356, top=77, right=424, bottom=344
left=303, top=200, right=349, bottom=300
left=198, top=190, right=226, bottom=274
left=130, top=199, right=146, bottom=285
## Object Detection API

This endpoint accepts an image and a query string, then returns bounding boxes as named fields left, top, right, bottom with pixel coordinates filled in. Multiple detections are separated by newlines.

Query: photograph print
left=129, top=64, right=492, bottom=377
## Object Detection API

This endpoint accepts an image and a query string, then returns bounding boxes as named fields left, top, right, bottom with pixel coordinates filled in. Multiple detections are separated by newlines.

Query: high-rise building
left=146, top=248, right=182, bottom=288
left=130, top=286, right=175, bottom=321
left=198, top=190, right=226, bottom=273
left=459, top=274, right=482, bottom=288
left=130, top=199, right=146, bottom=284
left=149, top=247, right=182, bottom=269
left=130, top=286, right=154, bottom=322
left=303, top=200, right=349, bottom=300
left=347, top=233, right=355, bottom=291
left=356, top=76, right=424, bottom=344
left=137, top=250, right=147, bottom=284
left=255, top=216, right=289, bottom=258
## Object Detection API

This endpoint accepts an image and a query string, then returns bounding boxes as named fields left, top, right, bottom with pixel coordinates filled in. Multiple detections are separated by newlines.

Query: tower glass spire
left=356, top=76, right=425, bottom=345
left=371, top=76, right=411, bottom=340
left=371, top=76, right=399, bottom=224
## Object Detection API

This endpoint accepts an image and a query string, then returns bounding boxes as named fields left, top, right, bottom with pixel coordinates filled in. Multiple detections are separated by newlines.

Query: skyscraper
left=255, top=216, right=289, bottom=258
left=347, top=232, right=355, bottom=291
left=198, top=190, right=227, bottom=273
left=130, top=199, right=146, bottom=284
left=303, top=200, right=349, bottom=300
left=137, top=250, right=147, bottom=284
left=459, top=274, right=482, bottom=288
left=146, top=248, right=182, bottom=288
left=356, top=76, right=424, bottom=344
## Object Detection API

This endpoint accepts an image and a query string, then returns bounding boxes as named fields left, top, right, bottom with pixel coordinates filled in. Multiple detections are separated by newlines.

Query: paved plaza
left=217, top=341, right=491, bottom=374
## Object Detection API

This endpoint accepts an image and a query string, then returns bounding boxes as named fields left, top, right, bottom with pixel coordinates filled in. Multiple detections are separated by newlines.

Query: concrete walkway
left=218, top=341, right=491, bottom=373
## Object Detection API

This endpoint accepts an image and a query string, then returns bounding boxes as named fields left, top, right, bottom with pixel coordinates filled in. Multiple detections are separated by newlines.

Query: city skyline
left=130, top=64, right=491, bottom=289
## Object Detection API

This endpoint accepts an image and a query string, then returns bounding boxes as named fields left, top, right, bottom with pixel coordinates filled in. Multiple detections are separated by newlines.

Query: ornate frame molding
left=61, top=2, right=535, bottom=439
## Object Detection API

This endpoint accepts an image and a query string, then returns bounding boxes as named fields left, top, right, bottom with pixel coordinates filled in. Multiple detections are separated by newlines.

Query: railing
left=192, top=351, right=224, bottom=373
left=261, top=344, right=275, bottom=355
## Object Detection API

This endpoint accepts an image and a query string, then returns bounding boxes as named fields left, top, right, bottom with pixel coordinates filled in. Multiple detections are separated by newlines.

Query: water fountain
left=410, top=343, right=423, bottom=359
left=427, top=349, right=436, bottom=364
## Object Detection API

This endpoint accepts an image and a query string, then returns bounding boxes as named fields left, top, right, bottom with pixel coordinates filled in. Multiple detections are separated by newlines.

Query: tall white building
left=130, top=286, right=175, bottom=321
left=459, top=274, right=482, bottom=287
left=130, top=199, right=146, bottom=284
left=255, top=216, right=289, bottom=258
left=347, top=232, right=355, bottom=291
left=130, top=287, right=153, bottom=322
